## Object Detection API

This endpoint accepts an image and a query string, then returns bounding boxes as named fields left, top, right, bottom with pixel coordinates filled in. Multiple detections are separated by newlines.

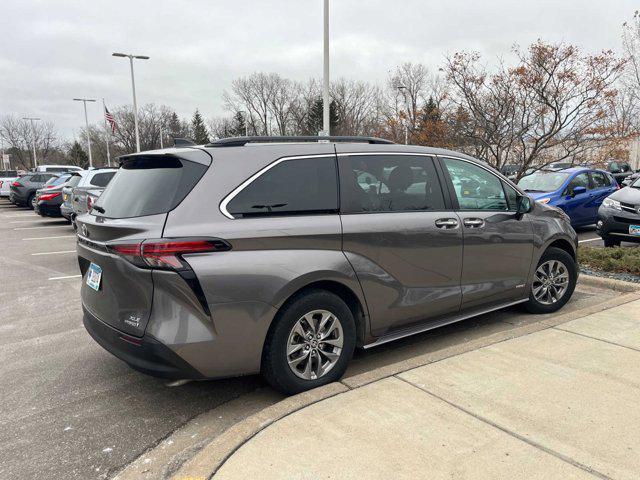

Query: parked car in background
left=621, top=171, right=640, bottom=187
left=60, top=172, right=88, bottom=223
left=500, top=164, right=519, bottom=180
left=34, top=165, right=84, bottom=174
left=77, top=137, right=578, bottom=394
left=602, top=160, right=633, bottom=185
left=596, top=176, right=640, bottom=247
left=518, top=167, right=618, bottom=227
left=546, top=162, right=573, bottom=172
left=34, top=173, right=74, bottom=217
left=70, top=167, right=117, bottom=223
left=9, top=172, right=58, bottom=208
left=0, top=170, right=18, bottom=197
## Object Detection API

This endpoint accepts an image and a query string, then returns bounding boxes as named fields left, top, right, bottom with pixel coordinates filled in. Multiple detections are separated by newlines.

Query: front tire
left=524, top=247, right=577, bottom=314
left=262, top=290, right=356, bottom=395
left=602, top=235, right=620, bottom=248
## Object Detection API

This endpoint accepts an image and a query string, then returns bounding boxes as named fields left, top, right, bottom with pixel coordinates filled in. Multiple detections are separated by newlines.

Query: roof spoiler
left=206, top=136, right=394, bottom=147
left=173, top=138, right=197, bottom=148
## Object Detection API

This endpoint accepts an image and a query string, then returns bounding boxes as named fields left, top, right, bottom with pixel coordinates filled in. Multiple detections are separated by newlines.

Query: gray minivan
left=76, top=137, right=578, bottom=394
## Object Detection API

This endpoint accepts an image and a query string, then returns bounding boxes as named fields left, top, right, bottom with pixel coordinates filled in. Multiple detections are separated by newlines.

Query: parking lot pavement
left=214, top=300, right=640, bottom=480
left=0, top=199, right=266, bottom=480
left=576, top=225, right=639, bottom=249
left=0, top=197, right=625, bottom=480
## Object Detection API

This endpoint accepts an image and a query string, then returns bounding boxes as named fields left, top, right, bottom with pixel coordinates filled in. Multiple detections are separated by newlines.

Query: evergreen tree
left=305, top=98, right=339, bottom=135
left=191, top=109, right=210, bottom=144
left=68, top=141, right=89, bottom=169
left=232, top=111, right=247, bottom=137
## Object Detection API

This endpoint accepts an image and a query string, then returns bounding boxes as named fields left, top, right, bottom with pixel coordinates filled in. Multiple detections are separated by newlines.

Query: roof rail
left=205, top=136, right=394, bottom=147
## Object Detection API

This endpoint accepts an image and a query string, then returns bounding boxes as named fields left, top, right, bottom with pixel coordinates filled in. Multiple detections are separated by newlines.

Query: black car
left=596, top=177, right=640, bottom=247
left=34, top=173, right=74, bottom=216
left=603, top=160, right=633, bottom=185
left=9, top=173, right=58, bottom=208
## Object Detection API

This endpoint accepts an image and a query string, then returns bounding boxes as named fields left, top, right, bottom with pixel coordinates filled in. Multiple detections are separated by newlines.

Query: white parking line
left=14, top=225, right=67, bottom=230
left=10, top=220, right=51, bottom=224
left=48, top=274, right=81, bottom=281
left=579, top=238, right=601, bottom=244
left=31, top=250, right=76, bottom=256
left=23, top=235, right=76, bottom=241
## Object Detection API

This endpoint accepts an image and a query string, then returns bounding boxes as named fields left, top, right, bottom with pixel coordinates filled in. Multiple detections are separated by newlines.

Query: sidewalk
left=208, top=299, right=640, bottom=480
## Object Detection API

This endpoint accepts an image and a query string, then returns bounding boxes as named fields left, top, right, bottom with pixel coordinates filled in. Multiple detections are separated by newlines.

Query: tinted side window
left=227, top=157, right=338, bottom=218
left=340, top=154, right=445, bottom=213
left=564, top=173, right=590, bottom=194
left=503, top=182, right=519, bottom=210
left=443, top=158, right=508, bottom=211
left=590, top=172, right=608, bottom=188
left=90, top=172, right=116, bottom=187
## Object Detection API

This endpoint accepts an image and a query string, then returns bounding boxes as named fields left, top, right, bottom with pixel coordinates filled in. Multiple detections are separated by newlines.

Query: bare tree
left=0, top=115, right=60, bottom=169
left=331, top=79, right=383, bottom=136
left=445, top=41, right=627, bottom=178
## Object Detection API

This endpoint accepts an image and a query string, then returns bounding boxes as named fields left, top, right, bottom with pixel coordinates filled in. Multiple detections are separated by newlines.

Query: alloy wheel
left=286, top=309, right=344, bottom=380
left=532, top=260, right=569, bottom=305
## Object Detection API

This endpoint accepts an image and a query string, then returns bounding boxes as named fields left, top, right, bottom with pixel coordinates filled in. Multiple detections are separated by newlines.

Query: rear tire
left=524, top=247, right=577, bottom=314
left=602, top=235, right=620, bottom=248
left=262, top=290, right=356, bottom=395
left=28, top=193, right=36, bottom=210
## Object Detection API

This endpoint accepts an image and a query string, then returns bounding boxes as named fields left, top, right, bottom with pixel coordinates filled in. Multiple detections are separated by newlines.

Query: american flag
left=104, top=105, right=117, bottom=133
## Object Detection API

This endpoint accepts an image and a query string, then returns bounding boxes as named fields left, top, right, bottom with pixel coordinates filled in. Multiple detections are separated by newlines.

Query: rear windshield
left=45, top=174, right=72, bottom=187
left=67, top=175, right=83, bottom=188
left=0, top=170, right=18, bottom=177
left=94, top=156, right=207, bottom=218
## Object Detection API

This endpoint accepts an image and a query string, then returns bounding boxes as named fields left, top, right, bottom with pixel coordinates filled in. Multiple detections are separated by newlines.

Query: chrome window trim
left=219, top=154, right=337, bottom=219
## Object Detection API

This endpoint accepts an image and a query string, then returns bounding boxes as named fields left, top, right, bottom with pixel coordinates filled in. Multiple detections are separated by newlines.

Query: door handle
left=435, top=218, right=459, bottom=229
left=463, top=218, right=485, bottom=228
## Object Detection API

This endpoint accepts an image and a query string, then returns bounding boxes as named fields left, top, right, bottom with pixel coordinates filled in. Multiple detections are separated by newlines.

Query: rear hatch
left=76, top=150, right=211, bottom=337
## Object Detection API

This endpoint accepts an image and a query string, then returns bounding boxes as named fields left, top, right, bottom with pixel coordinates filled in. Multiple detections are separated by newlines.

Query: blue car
left=518, top=167, right=618, bottom=226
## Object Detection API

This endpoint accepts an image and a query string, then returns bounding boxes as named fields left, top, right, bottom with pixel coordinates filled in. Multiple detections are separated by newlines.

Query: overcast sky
left=1, top=0, right=637, bottom=139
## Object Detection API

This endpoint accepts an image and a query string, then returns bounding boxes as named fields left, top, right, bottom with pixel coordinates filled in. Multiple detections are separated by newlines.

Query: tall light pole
left=73, top=98, right=96, bottom=168
left=22, top=117, right=40, bottom=168
left=397, top=85, right=409, bottom=145
left=322, top=0, right=330, bottom=136
left=112, top=52, right=149, bottom=152
left=240, top=111, right=249, bottom=136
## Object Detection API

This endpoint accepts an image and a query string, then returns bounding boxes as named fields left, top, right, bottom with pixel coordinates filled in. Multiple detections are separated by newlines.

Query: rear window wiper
left=93, top=205, right=105, bottom=214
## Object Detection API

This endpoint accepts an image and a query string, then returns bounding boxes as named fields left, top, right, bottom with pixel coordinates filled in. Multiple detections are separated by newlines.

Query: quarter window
left=90, top=172, right=116, bottom=187
left=226, top=156, right=338, bottom=218
left=443, top=158, right=508, bottom=211
left=340, top=155, right=445, bottom=213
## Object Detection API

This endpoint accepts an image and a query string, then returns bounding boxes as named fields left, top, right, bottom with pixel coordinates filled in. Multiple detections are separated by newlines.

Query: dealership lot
left=0, top=197, right=627, bottom=479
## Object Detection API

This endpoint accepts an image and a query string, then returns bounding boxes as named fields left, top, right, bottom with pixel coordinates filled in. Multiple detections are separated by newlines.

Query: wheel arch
left=268, top=279, right=369, bottom=349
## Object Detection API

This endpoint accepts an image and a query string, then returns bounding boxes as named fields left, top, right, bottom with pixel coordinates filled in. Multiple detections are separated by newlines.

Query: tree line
left=2, top=15, right=640, bottom=179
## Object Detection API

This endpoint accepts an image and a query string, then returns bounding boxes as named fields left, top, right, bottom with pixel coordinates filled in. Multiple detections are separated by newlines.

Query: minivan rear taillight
left=108, top=239, right=231, bottom=270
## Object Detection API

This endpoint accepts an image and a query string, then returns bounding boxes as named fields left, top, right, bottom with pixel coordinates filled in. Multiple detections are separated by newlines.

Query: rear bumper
left=83, top=306, right=206, bottom=380
left=61, top=204, right=73, bottom=219
left=36, top=200, right=62, bottom=216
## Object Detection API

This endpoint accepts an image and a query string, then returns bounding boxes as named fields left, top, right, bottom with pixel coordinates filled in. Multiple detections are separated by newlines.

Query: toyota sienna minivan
left=76, top=136, right=578, bottom=394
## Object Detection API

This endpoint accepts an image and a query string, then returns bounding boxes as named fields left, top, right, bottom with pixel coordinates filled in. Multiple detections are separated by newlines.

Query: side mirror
left=516, top=194, right=533, bottom=215
left=572, top=186, right=587, bottom=197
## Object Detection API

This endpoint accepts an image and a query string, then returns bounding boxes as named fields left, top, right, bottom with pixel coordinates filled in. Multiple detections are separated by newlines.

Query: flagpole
left=103, top=98, right=112, bottom=167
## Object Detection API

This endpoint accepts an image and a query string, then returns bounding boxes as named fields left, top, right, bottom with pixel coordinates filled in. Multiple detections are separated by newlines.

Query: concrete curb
left=579, top=273, right=640, bottom=292
left=169, top=289, right=640, bottom=480
left=171, top=382, right=348, bottom=480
